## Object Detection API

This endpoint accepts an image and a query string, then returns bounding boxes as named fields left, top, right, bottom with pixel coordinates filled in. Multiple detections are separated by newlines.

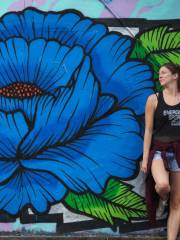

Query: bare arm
left=141, top=94, right=157, bottom=173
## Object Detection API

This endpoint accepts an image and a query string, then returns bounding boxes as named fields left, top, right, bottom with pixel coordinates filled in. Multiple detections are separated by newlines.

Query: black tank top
left=153, top=92, right=180, bottom=142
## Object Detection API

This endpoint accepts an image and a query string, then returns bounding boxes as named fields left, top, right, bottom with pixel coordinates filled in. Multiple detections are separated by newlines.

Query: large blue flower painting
left=0, top=8, right=153, bottom=216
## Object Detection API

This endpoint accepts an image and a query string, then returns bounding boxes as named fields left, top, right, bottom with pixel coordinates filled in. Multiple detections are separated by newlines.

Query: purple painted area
left=100, top=0, right=139, bottom=18
left=136, top=6, right=153, bottom=17
left=8, top=0, right=30, bottom=11
left=8, top=0, right=47, bottom=11
left=0, top=223, right=13, bottom=232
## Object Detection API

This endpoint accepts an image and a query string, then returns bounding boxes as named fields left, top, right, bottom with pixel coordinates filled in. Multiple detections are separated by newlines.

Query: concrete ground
left=0, top=236, right=180, bottom=239
left=0, top=238, right=172, bottom=240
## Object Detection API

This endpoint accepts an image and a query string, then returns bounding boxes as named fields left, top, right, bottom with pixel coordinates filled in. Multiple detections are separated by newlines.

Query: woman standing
left=141, top=63, right=180, bottom=240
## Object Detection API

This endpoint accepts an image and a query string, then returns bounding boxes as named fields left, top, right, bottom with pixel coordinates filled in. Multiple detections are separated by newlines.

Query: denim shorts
left=153, top=151, right=180, bottom=172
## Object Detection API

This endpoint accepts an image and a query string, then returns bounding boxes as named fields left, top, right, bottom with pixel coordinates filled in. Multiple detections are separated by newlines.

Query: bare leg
left=151, top=159, right=170, bottom=200
left=167, top=172, right=180, bottom=240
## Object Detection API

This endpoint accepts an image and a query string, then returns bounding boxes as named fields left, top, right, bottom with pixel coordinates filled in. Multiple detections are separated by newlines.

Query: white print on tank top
left=163, top=110, right=180, bottom=126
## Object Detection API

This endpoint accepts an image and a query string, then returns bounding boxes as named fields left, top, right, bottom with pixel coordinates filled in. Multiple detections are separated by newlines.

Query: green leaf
left=130, top=26, right=180, bottom=79
left=63, top=179, right=147, bottom=225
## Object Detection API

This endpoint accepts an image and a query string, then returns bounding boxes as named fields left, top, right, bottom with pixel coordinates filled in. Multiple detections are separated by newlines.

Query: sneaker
left=156, top=199, right=168, bottom=219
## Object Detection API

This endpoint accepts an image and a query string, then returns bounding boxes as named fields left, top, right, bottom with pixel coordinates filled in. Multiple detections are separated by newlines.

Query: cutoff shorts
left=153, top=151, right=180, bottom=172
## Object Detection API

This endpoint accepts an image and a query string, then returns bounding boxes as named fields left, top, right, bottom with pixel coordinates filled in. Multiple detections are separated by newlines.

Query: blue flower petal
left=0, top=38, right=84, bottom=92
left=28, top=39, right=84, bottom=92
left=91, top=34, right=154, bottom=115
left=0, top=95, right=54, bottom=122
left=22, top=9, right=45, bottom=39
left=0, top=38, right=29, bottom=87
left=94, top=95, right=116, bottom=119
left=0, top=13, right=22, bottom=40
left=41, top=13, right=63, bottom=39
left=0, top=160, right=19, bottom=183
left=21, top=109, right=142, bottom=194
left=19, top=56, right=99, bottom=157
left=63, top=19, right=107, bottom=53
left=112, top=62, right=154, bottom=114
left=45, top=12, right=80, bottom=41
left=0, top=10, right=46, bottom=41
left=0, top=111, right=28, bottom=158
left=0, top=9, right=107, bottom=53
left=0, top=10, right=78, bottom=41
left=0, top=170, right=66, bottom=215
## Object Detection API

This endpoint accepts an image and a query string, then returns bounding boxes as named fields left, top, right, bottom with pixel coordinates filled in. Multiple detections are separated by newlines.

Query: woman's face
left=159, top=66, right=177, bottom=87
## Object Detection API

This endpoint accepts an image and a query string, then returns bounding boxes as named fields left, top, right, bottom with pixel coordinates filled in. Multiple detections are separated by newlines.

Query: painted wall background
left=0, top=0, right=180, bottom=19
left=0, top=0, right=179, bottom=237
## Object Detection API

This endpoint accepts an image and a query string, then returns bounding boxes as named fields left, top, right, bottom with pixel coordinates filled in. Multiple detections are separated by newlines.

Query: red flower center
left=0, top=83, right=42, bottom=98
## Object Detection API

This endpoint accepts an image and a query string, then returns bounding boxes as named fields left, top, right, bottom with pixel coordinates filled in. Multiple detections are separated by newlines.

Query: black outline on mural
left=0, top=7, right=178, bottom=234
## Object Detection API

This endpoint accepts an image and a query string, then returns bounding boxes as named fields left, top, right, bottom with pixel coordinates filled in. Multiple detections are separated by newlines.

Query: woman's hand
left=141, top=160, right=148, bottom=173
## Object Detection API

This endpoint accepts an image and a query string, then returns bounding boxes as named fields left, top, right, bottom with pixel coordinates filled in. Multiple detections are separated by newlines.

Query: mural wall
left=0, top=0, right=179, bottom=237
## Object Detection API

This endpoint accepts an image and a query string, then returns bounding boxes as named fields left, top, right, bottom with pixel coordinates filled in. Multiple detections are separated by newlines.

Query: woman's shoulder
left=146, top=93, right=158, bottom=109
left=147, top=93, right=158, bottom=101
